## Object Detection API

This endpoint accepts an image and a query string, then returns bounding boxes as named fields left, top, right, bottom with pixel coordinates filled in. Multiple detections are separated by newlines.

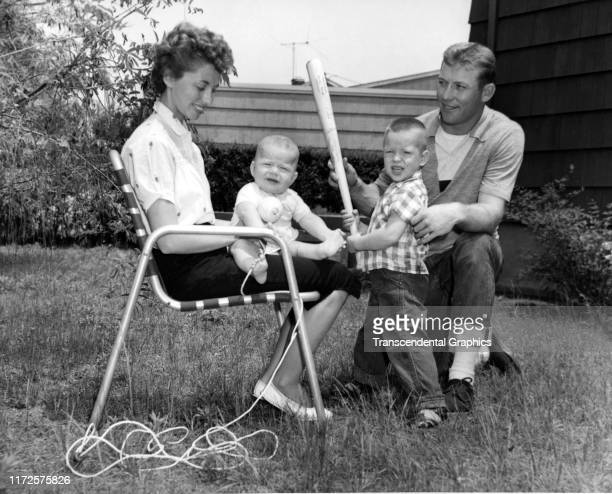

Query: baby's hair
left=255, top=135, right=299, bottom=167
left=384, top=117, right=427, bottom=151
left=443, top=42, right=496, bottom=87
left=149, top=22, right=237, bottom=95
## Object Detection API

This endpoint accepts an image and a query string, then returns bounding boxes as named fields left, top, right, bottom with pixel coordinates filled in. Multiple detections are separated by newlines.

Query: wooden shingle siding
left=520, top=111, right=612, bottom=151
left=493, top=73, right=612, bottom=116
left=470, top=0, right=612, bottom=205
left=495, top=36, right=612, bottom=83
left=470, top=0, right=592, bottom=21
left=496, top=1, right=612, bottom=50
left=192, top=84, right=437, bottom=151
left=517, top=150, right=611, bottom=186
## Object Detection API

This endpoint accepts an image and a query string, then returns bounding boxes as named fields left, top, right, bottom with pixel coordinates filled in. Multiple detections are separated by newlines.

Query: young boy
left=343, top=117, right=447, bottom=428
left=231, top=135, right=345, bottom=283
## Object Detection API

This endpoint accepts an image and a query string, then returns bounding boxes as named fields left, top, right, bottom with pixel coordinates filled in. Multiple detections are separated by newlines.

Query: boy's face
left=383, top=128, right=429, bottom=183
left=250, top=143, right=298, bottom=195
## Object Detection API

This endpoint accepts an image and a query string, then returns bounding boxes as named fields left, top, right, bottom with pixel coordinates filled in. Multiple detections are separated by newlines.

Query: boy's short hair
left=442, top=42, right=496, bottom=87
left=384, top=117, right=427, bottom=151
left=255, top=135, right=299, bottom=166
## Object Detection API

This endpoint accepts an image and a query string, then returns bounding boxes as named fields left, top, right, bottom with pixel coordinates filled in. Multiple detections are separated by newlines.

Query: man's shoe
left=416, top=407, right=448, bottom=428
left=488, top=333, right=522, bottom=375
left=435, top=351, right=453, bottom=390
left=438, top=368, right=450, bottom=393
left=444, top=378, right=474, bottom=412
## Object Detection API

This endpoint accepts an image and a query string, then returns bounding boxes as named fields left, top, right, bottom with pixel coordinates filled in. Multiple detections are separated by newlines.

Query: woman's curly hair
left=148, top=22, right=237, bottom=95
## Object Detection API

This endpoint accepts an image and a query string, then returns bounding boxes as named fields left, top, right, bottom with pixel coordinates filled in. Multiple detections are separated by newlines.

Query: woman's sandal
left=253, top=380, right=333, bottom=421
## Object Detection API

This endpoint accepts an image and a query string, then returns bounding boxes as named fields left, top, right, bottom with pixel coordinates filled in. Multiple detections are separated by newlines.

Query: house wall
left=469, top=0, right=612, bottom=205
left=362, top=74, right=439, bottom=91
left=192, top=84, right=438, bottom=151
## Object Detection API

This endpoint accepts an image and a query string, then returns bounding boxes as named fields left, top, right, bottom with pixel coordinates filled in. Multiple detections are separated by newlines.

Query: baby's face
left=250, top=143, right=298, bottom=195
left=383, top=128, right=428, bottom=183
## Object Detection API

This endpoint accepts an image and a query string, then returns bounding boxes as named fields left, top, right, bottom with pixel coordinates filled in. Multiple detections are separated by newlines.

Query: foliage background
left=0, top=0, right=184, bottom=245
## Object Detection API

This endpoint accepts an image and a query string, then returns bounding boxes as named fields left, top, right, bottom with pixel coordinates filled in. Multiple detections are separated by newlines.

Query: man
left=330, top=42, right=524, bottom=412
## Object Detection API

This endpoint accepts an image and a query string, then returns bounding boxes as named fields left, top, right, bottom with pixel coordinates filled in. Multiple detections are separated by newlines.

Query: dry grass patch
left=1, top=245, right=610, bottom=492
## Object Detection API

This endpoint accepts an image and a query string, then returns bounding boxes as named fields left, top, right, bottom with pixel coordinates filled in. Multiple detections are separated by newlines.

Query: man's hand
left=411, top=203, right=461, bottom=244
left=328, top=158, right=358, bottom=189
left=412, top=195, right=506, bottom=244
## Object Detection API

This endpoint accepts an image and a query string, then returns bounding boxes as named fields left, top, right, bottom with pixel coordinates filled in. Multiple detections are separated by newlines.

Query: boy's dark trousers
left=354, top=232, right=517, bottom=389
left=355, top=268, right=445, bottom=410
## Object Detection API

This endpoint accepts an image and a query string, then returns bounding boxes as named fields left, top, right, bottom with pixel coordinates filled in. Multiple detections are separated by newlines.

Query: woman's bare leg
left=258, top=289, right=348, bottom=405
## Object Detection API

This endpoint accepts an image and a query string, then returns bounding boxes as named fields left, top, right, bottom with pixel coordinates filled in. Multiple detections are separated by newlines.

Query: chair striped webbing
left=109, top=150, right=320, bottom=311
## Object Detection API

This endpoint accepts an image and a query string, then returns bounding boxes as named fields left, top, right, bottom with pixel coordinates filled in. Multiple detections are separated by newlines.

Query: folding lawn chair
left=87, top=150, right=327, bottom=431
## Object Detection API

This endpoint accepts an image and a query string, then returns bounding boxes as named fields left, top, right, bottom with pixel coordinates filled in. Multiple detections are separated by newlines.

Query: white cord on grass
left=66, top=300, right=305, bottom=478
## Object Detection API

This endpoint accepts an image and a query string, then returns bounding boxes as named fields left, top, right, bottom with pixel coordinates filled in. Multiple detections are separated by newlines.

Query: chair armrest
left=144, top=225, right=305, bottom=306
left=144, top=224, right=289, bottom=256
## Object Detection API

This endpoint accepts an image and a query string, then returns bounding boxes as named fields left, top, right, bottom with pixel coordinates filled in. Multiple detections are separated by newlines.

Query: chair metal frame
left=88, top=150, right=327, bottom=430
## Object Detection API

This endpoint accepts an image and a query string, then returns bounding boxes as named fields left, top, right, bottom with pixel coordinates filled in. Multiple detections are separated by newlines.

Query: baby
left=231, top=135, right=345, bottom=283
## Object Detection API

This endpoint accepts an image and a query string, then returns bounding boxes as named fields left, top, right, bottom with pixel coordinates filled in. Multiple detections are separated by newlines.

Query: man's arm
left=456, top=193, right=506, bottom=231
left=411, top=193, right=505, bottom=244
left=348, top=178, right=382, bottom=217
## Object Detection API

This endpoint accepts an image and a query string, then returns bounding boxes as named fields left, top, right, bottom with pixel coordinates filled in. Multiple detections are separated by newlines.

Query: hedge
left=0, top=142, right=382, bottom=246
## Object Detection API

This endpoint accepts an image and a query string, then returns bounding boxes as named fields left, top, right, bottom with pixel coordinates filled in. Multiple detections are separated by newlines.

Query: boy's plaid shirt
left=358, top=172, right=428, bottom=274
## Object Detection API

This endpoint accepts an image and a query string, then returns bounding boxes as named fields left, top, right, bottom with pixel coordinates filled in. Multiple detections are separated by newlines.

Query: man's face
left=436, top=62, right=494, bottom=135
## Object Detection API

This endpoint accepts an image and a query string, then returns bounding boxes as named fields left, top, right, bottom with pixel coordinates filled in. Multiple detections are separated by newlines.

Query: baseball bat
left=306, top=58, right=358, bottom=234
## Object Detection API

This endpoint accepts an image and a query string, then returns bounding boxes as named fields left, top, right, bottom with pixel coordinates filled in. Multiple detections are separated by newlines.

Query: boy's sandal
left=416, top=407, right=448, bottom=428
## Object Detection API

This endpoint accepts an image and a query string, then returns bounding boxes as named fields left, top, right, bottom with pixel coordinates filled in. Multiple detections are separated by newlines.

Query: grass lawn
left=1, top=245, right=610, bottom=493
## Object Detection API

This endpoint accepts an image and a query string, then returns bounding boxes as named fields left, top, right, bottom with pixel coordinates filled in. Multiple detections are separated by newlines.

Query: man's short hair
left=384, top=117, right=427, bottom=151
left=443, top=42, right=496, bottom=86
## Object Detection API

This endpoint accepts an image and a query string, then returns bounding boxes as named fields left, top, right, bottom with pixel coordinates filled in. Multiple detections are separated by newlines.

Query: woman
left=121, top=22, right=360, bottom=420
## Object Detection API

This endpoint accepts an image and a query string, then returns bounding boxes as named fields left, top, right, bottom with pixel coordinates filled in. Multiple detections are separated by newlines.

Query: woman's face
left=162, top=61, right=221, bottom=122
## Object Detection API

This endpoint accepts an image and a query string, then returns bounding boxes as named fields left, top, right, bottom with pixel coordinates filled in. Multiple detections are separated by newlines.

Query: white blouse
left=121, top=100, right=215, bottom=226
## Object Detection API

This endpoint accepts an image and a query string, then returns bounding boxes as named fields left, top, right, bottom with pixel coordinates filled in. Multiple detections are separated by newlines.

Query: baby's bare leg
left=230, top=239, right=268, bottom=283
left=289, top=230, right=345, bottom=260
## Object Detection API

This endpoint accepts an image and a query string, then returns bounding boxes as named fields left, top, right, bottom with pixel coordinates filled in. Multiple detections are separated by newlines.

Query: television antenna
left=280, top=40, right=310, bottom=80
